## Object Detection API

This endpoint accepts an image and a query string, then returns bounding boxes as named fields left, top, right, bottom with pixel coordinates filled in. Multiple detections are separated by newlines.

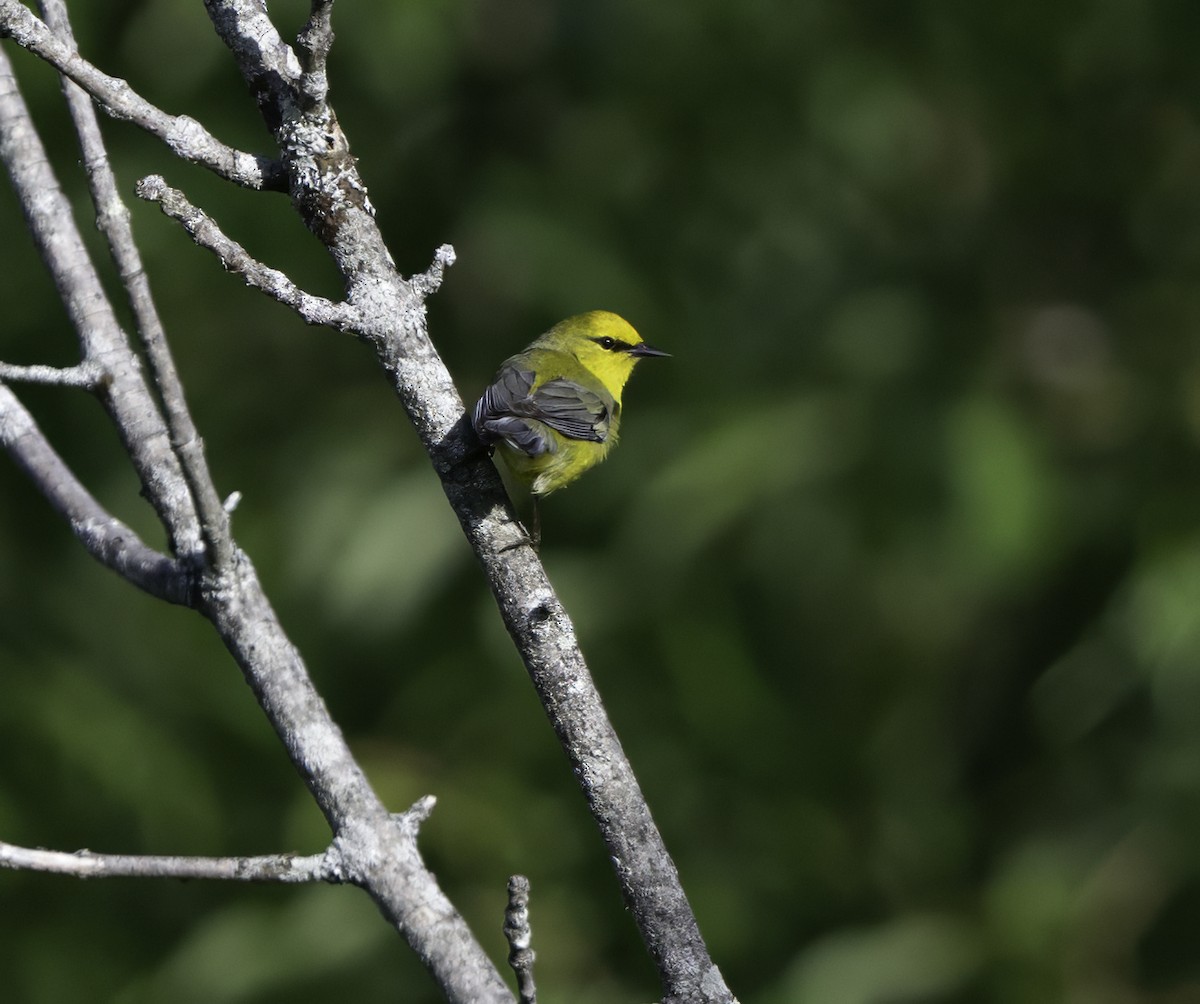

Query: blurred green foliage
left=4, top=0, right=1200, bottom=1000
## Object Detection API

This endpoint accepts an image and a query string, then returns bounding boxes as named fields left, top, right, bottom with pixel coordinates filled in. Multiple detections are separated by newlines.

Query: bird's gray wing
left=473, top=363, right=550, bottom=455
left=527, top=377, right=612, bottom=443
left=473, top=364, right=612, bottom=458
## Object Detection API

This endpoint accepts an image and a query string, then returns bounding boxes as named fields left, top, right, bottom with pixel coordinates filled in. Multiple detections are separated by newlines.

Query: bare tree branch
left=0, top=384, right=189, bottom=604
left=0, top=841, right=337, bottom=883
left=203, top=0, right=305, bottom=134
left=196, top=3, right=737, bottom=1001
left=0, top=0, right=283, bottom=190
left=392, top=794, right=437, bottom=834
left=39, top=0, right=236, bottom=572
left=0, top=795, right=440, bottom=883
left=197, top=555, right=514, bottom=1003
left=412, top=243, right=457, bottom=299
left=3, top=0, right=738, bottom=999
left=296, top=0, right=334, bottom=110
left=2, top=13, right=514, bottom=999
left=0, top=361, right=100, bottom=387
left=0, top=41, right=204, bottom=563
left=504, top=875, right=537, bottom=1004
left=136, top=175, right=359, bottom=331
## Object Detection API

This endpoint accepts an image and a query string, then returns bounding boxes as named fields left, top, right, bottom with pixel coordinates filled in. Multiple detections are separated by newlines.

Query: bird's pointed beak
left=628, top=342, right=671, bottom=358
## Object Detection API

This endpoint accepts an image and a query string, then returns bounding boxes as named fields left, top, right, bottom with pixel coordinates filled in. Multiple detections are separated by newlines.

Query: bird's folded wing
left=473, top=364, right=531, bottom=432
left=473, top=364, right=612, bottom=457
left=527, top=377, right=611, bottom=442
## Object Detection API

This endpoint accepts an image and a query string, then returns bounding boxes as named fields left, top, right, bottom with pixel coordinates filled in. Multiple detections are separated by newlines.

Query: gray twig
left=0, top=0, right=283, bottom=189
left=2, top=8, right=515, bottom=1001
left=0, top=840, right=338, bottom=883
left=40, top=0, right=235, bottom=572
left=0, top=362, right=100, bottom=388
left=504, top=875, right=537, bottom=1004
left=391, top=794, right=437, bottom=837
left=3, top=0, right=739, bottom=1000
left=0, top=42, right=204, bottom=563
left=136, top=175, right=359, bottom=331
left=0, top=385, right=189, bottom=604
left=412, top=243, right=457, bottom=298
left=296, top=0, right=335, bottom=108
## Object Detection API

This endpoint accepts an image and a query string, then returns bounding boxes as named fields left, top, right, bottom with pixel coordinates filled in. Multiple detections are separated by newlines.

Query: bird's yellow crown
left=529, top=311, right=665, bottom=400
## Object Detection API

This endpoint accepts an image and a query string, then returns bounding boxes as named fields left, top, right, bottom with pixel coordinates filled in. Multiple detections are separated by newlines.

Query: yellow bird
left=472, top=311, right=669, bottom=503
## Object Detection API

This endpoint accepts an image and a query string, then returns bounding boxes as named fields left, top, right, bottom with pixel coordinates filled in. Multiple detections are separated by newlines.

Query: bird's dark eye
left=595, top=337, right=618, bottom=350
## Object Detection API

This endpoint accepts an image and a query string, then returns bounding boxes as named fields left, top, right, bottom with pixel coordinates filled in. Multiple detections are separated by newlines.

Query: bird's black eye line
left=591, top=336, right=625, bottom=351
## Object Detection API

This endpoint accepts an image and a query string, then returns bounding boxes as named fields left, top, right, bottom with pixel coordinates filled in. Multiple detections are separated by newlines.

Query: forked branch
left=136, top=175, right=358, bottom=330
left=0, top=0, right=737, bottom=1000
left=0, top=7, right=512, bottom=1000
left=0, top=0, right=282, bottom=189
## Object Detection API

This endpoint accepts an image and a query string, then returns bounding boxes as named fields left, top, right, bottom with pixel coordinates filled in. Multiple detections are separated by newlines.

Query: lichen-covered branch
left=0, top=384, right=189, bottom=604
left=0, top=841, right=337, bottom=883
left=2, top=0, right=736, bottom=999
left=0, top=361, right=100, bottom=387
left=0, top=0, right=282, bottom=189
left=504, top=875, right=537, bottom=1004
left=0, top=41, right=204, bottom=563
left=295, top=0, right=334, bottom=109
left=136, top=175, right=359, bottom=331
left=40, top=0, right=235, bottom=571
left=1, top=8, right=513, bottom=1000
left=196, top=2, right=736, bottom=1001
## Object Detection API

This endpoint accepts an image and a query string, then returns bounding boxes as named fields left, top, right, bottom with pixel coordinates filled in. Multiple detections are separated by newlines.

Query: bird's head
left=538, top=311, right=669, bottom=395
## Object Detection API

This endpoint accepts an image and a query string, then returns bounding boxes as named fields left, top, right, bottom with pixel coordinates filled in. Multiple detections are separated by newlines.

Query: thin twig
left=411, top=243, right=457, bottom=298
left=40, top=0, right=234, bottom=572
left=0, top=0, right=283, bottom=190
left=204, top=2, right=736, bottom=998
left=202, top=0, right=302, bottom=120
left=391, top=794, right=437, bottom=837
left=193, top=8, right=517, bottom=999
left=0, top=840, right=338, bottom=882
left=0, top=43, right=204, bottom=562
left=136, top=175, right=359, bottom=331
left=3, top=9, right=514, bottom=1001
left=0, top=385, right=190, bottom=604
left=7, top=1, right=735, bottom=999
left=504, top=875, right=537, bottom=1004
left=0, top=361, right=100, bottom=388
left=296, top=0, right=334, bottom=109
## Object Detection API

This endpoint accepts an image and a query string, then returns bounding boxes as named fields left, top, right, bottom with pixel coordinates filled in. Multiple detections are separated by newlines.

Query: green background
left=4, top=1, right=1200, bottom=1001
